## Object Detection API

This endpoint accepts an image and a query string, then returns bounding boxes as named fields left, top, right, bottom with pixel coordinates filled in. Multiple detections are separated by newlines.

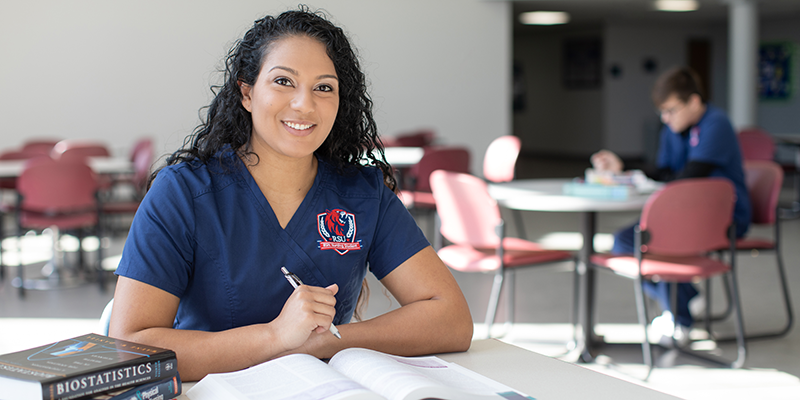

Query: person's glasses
left=657, top=102, right=686, bottom=117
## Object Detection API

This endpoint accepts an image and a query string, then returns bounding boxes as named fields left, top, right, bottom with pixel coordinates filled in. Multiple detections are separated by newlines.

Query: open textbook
left=185, top=348, right=533, bottom=400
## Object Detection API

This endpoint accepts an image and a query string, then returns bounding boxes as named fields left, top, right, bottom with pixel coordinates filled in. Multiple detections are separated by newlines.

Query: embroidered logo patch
left=690, top=126, right=700, bottom=147
left=317, top=209, right=361, bottom=255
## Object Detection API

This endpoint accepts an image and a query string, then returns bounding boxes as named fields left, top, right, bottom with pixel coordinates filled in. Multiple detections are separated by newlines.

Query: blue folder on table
left=562, top=182, right=632, bottom=200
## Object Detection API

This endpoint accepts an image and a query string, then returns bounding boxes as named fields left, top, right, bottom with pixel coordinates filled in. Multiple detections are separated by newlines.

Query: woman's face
left=240, top=35, right=339, bottom=161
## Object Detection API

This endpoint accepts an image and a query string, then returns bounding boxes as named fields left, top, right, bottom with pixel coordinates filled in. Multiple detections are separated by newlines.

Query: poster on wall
left=759, top=42, right=793, bottom=101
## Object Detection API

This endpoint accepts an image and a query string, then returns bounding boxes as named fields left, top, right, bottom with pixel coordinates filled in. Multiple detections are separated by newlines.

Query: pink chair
left=14, top=157, right=103, bottom=296
left=482, top=135, right=526, bottom=238
left=483, top=135, right=521, bottom=183
left=430, top=170, right=575, bottom=337
left=738, top=128, right=775, bottom=161
left=591, top=178, right=746, bottom=372
left=705, top=161, right=793, bottom=341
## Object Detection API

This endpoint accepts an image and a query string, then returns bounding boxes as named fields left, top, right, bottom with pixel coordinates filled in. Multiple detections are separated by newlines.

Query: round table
left=488, top=178, right=656, bottom=362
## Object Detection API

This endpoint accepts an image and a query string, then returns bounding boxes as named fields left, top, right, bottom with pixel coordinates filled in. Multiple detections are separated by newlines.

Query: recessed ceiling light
left=654, top=0, right=699, bottom=12
left=519, top=11, right=571, bottom=25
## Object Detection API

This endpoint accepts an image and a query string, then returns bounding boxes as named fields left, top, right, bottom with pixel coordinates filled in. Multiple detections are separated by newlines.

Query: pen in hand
left=281, top=267, right=342, bottom=339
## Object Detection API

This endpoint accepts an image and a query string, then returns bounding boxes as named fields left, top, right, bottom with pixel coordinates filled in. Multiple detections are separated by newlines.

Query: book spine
left=41, top=356, right=178, bottom=400
left=104, top=373, right=182, bottom=400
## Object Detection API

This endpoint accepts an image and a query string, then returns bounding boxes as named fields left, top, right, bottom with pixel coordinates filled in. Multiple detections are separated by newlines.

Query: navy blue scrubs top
left=115, top=151, right=430, bottom=332
left=657, top=104, right=751, bottom=236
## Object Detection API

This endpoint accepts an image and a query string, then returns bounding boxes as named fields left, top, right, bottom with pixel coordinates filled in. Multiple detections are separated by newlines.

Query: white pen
left=280, top=266, right=342, bottom=339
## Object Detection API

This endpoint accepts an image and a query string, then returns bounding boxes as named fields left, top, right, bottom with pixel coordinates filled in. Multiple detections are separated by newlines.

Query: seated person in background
left=590, top=66, right=751, bottom=344
left=109, top=7, right=473, bottom=381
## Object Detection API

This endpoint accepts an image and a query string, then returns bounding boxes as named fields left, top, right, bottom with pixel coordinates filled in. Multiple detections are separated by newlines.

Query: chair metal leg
left=681, top=272, right=748, bottom=368
left=506, top=269, right=515, bottom=328
left=715, top=247, right=794, bottom=342
left=433, top=212, right=443, bottom=251
left=512, top=209, right=526, bottom=240
left=633, top=277, right=653, bottom=378
left=485, top=269, right=505, bottom=338
left=695, top=253, right=733, bottom=325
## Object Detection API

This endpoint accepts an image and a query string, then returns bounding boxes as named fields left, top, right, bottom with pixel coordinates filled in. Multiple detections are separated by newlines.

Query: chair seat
left=439, top=238, right=572, bottom=273
left=735, top=237, right=775, bottom=250
left=20, top=211, right=98, bottom=230
left=399, top=190, right=436, bottom=209
left=102, top=201, right=140, bottom=214
left=592, top=253, right=730, bottom=283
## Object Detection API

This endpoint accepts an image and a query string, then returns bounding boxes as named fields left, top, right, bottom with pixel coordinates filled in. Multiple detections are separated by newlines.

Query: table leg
left=575, top=211, right=598, bottom=363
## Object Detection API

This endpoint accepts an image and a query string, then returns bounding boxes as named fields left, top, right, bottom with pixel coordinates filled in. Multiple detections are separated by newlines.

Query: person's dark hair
left=154, top=5, right=395, bottom=192
left=651, top=67, right=706, bottom=106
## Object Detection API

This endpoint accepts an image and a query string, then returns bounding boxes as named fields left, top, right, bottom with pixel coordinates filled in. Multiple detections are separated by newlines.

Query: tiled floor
left=1, top=156, right=800, bottom=399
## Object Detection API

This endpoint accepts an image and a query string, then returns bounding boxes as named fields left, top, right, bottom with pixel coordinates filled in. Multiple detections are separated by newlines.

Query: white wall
left=0, top=0, right=510, bottom=174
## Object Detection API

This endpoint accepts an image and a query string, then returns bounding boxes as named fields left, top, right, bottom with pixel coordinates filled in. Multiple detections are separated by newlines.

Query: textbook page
left=186, top=353, right=382, bottom=400
left=329, top=348, right=530, bottom=400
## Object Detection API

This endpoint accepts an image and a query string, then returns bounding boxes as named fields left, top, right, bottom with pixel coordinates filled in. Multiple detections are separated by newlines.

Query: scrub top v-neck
left=116, top=151, right=429, bottom=332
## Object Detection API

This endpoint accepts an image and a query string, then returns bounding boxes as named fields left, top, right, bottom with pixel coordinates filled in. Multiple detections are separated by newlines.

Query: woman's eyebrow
left=269, top=65, right=338, bottom=81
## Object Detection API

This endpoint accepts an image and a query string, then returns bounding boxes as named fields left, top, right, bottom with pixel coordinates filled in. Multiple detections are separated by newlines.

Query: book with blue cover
left=0, top=333, right=177, bottom=400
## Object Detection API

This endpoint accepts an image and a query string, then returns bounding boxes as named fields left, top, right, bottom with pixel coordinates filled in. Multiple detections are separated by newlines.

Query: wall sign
left=759, top=42, right=793, bottom=101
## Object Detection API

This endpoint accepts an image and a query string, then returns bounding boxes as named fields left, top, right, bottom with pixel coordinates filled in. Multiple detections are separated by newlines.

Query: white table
left=0, top=156, right=133, bottom=178
left=488, top=179, right=654, bottom=363
left=175, top=339, right=679, bottom=399
left=380, top=146, right=424, bottom=168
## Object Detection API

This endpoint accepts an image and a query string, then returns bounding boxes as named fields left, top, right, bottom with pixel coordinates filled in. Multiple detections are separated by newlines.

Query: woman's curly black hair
left=158, top=6, right=395, bottom=191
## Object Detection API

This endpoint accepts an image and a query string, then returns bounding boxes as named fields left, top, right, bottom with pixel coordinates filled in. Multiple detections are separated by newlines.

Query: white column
left=727, top=0, right=759, bottom=129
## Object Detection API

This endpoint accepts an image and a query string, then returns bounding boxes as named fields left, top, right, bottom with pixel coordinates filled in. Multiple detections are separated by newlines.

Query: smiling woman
left=107, top=6, right=472, bottom=382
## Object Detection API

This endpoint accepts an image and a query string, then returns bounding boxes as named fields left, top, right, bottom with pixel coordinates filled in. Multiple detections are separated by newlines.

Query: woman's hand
left=272, top=284, right=338, bottom=352
left=590, top=149, right=624, bottom=173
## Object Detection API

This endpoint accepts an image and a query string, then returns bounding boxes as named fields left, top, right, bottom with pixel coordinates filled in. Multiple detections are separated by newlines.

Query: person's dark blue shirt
left=656, top=104, right=751, bottom=237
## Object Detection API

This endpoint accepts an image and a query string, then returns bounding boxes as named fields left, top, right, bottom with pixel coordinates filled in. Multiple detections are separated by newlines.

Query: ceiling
left=510, top=0, right=800, bottom=32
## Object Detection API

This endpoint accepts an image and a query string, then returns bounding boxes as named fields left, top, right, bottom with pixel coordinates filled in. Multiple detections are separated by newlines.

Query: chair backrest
left=639, top=178, right=734, bottom=256
left=738, top=128, right=775, bottom=161
left=21, top=139, right=60, bottom=156
left=744, top=160, right=783, bottom=225
left=430, top=170, right=502, bottom=248
left=17, top=158, right=99, bottom=214
left=51, top=140, right=111, bottom=162
left=393, top=130, right=436, bottom=147
left=130, top=138, right=154, bottom=190
left=483, top=135, right=521, bottom=183
left=409, top=146, right=470, bottom=192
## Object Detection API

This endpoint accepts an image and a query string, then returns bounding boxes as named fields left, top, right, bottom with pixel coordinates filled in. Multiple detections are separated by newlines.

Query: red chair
left=21, top=139, right=60, bottom=156
left=101, top=139, right=154, bottom=235
left=392, top=129, right=436, bottom=148
left=482, top=135, right=526, bottom=238
left=430, top=170, right=575, bottom=338
left=705, top=160, right=793, bottom=341
left=51, top=139, right=111, bottom=162
left=400, top=146, right=470, bottom=210
left=0, top=150, right=37, bottom=191
left=591, top=178, right=746, bottom=373
left=52, top=140, right=113, bottom=191
left=14, top=157, right=104, bottom=297
left=738, top=128, right=775, bottom=161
